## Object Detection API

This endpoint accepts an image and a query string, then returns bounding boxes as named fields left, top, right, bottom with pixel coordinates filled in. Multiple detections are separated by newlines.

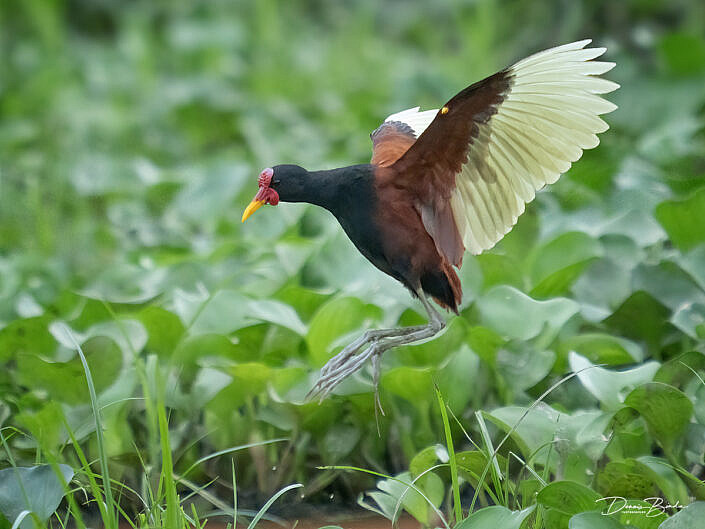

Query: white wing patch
left=450, top=39, right=619, bottom=255
left=384, top=106, right=439, bottom=137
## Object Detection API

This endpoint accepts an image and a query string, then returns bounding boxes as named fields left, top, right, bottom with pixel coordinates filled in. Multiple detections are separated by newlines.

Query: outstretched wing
left=370, top=107, right=438, bottom=167
left=391, top=39, right=619, bottom=262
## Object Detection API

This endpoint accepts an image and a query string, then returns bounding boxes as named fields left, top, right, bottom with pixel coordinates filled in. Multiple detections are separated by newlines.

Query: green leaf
left=568, top=511, right=626, bottom=529
left=597, top=459, right=659, bottom=499
left=529, top=232, right=603, bottom=297
left=658, top=501, right=705, bottom=529
left=455, top=505, right=535, bottom=529
left=306, top=296, right=381, bottom=367
left=16, top=336, right=123, bottom=404
left=455, top=450, right=508, bottom=486
left=137, top=306, right=185, bottom=358
left=659, top=33, right=705, bottom=76
left=624, top=383, right=694, bottom=458
left=603, top=292, right=671, bottom=353
left=558, top=334, right=643, bottom=366
left=537, top=481, right=601, bottom=516
left=569, top=352, right=660, bottom=410
left=484, top=404, right=564, bottom=465
left=409, top=445, right=447, bottom=479
left=478, top=285, right=578, bottom=341
left=190, top=290, right=306, bottom=336
left=0, top=465, right=74, bottom=529
left=496, top=344, right=555, bottom=391
left=382, top=367, right=433, bottom=403
left=0, top=316, right=56, bottom=362
left=655, top=188, right=705, bottom=252
left=636, top=456, right=691, bottom=506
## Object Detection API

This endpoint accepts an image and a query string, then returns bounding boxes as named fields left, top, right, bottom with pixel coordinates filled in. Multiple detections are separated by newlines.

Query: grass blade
left=245, top=483, right=303, bottom=529
left=62, top=324, right=117, bottom=529
left=435, top=385, right=462, bottom=523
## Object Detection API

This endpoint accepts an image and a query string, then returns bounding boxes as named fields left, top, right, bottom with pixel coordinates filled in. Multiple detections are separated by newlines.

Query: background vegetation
left=1, top=0, right=704, bottom=527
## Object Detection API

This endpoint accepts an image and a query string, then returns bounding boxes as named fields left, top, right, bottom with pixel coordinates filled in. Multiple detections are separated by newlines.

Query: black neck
left=284, top=164, right=374, bottom=213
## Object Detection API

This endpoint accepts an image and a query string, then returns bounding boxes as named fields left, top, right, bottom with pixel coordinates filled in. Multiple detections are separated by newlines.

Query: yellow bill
left=241, top=199, right=265, bottom=222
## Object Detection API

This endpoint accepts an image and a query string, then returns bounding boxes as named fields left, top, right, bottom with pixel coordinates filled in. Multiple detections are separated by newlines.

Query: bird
left=241, top=40, right=618, bottom=404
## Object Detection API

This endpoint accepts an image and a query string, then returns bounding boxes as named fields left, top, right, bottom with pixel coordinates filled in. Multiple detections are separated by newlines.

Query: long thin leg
left=307, top=292, right=446, bottom=402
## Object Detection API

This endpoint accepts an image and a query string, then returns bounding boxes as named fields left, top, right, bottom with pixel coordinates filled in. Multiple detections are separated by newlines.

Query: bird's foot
left=307, top=340, right=383, bottom=402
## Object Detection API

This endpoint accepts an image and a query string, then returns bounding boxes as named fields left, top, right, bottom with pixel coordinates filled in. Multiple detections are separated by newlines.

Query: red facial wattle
left=241, top=168, right=279, bottom=222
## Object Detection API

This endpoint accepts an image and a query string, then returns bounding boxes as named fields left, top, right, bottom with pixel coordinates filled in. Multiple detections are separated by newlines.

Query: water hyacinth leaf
left=478, top=285, right=579, bottom=341
left=372, top=471, right=443, bottom=525
left=657, top=501, right=705, bottom=529
left=496, top=345, right=555, bottom=391
left=609, top=499, right=666, bottom=529
left=455, top=450, right=507, bottom=486
left=436, top=345, right=480, bottom=412
left=558, top=333, right=643, bottom=367
left=79, top=263, right=166, bottom=303
left=0, top=465, right=74, bottom=529
left=16, top=336, right=123, bottom=404
left=632, top=261, right=705, bottom=312
left=323, top=424, right=361, bottom=461
left=655, top=188, right=705, bottom=252
left=671, top=303, right=705, bottom=339
left=409, top=445, right=446, bottom=478
left=455, top=505, right=535, bottom=529
left=484, top=404, right=564, bottom=464
left=306, top=296, right=381, bottom=367
left=529, top=231, right=603, bottom=298
left=624, top=383, right=693, bottom=458
left=603, top=291, right=671, bottom=353
left=596, top=459, right=659, bottom=499
left=0, top=316, right=56, bottom=362
left=382, top=366, right=433, bottom=403
left=568, top=511, right=626, bottom=529
left=137, top=306, right=185, bottom=358
left=536, top=480, right=601, bottom=516
left=678, top=245, right=705, bottom=292
left=636, top=456, right=691, bottom=506
left=569, top=352, right=660, bottom=410
left=476, top=253, right=524, bottom=290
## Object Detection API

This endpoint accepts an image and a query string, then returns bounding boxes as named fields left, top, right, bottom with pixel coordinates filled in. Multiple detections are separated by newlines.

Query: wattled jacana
left=242, top=40, right=618, bottom=403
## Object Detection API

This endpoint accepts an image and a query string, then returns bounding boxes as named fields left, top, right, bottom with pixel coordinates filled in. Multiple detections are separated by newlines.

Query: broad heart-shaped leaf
left=624, top=382, right=693, bottom=459
left=16, top=336, right=123, bottom=404
left=569, top=352, right=660, bottom=410
left=306, top=296, right=381, bottom=367
left=557, top=333, right=643, bottom=368
left=0, top=315, right=56, bottom=362
left=658, top=501, right=705, bottom=529
left=189, top=289, right=306, bottom=336
left=655, top=188, right=705, bottom=251
left=0, top=465, right=73, bottom=529
left=455, top=450, right=508, bottom=487
left=477, top=286, right=579, bottom=342
left=382, top=366, right=434, bottom=403
left=597, top=459, right=660, bottom=500
left=484, top=404, right=565, bottom=466
left=568, top=511, right=626, bottom=529
left=528, top=231, right=603, bottom=298
left=455, top=505, right=535, bottom=529
left=603, top=291, right=671, bottom=354
left=537, top=480, right=601, bottom=516
left=137, top=306, right=185, bottom=358
left=369, top=471, right=443, bottom=525
left=637, top=456, right=691, bottom=506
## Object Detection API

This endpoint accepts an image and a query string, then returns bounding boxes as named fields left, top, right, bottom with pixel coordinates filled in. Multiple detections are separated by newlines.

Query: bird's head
left=241, top=165, right=310, bottom=221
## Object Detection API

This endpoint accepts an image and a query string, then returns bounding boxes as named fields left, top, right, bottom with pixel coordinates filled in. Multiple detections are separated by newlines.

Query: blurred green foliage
left=1, top=0, right=705, bottom=525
